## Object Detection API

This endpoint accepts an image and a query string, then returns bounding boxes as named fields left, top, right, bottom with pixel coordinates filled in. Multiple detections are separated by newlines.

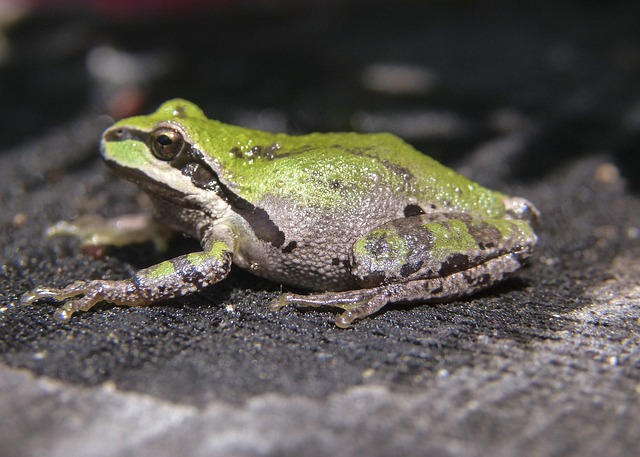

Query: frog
left=21, top=99, right=539, bottom=328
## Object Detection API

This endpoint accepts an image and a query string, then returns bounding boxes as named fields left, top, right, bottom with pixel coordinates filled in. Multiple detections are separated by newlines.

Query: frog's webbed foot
left=20, top=279, right=148, bottom=322
left=270, top=286, right=389, bottom=328
left=21, top=282, right=94, bottom=322
left=20, top=281, right=119, bottom=322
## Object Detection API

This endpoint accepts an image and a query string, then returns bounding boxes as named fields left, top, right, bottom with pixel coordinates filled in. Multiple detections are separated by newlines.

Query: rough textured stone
left=1, top=2, right=640, bottom=456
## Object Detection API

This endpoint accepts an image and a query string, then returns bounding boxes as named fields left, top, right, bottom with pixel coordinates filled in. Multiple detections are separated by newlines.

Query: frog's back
left=307, top=131, right=507, bottom=219
left=225, top=129, right=508, bottom=221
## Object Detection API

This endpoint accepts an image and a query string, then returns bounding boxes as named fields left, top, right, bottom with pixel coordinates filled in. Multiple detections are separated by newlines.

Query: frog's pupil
left=157, top=134, right=172, bottom=146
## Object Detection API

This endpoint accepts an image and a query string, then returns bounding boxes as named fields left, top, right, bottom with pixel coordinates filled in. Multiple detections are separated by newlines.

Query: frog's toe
left=334, top=293, right=390, bottom=328
left=20, top=281, right=102, bottom=323
left=19, top=290, right=40, bottom=306
left=53, top=304, right=75, bottom=322
left=335, top=310, right=357, bottom=328
left=21, top=281, right=89, bottom=305
left=20, top=287, right=69, bottom=305
left=268, top=294, right=289, bottom=312
left=51, top=296, right=99, bottom=321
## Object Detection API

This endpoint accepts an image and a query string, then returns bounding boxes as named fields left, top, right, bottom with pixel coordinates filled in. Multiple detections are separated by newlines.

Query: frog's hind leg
left=270, top=286, right=387, bottom=328
left=271, top=252, right=525, bottom=328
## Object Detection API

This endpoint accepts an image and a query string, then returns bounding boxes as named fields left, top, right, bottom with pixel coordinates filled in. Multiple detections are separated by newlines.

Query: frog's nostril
left=104, top=127, right=128, bottom=142
left=112, top=128, right=128, bottom=139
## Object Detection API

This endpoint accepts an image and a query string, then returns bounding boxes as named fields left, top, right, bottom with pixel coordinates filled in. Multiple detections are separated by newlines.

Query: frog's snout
left=503, top=196, right=541, bottom=229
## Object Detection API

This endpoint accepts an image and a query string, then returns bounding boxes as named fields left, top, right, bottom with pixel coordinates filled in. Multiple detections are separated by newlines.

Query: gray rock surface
left=1, top=2, right=640, bottom=456
left=2, top=248, right=640, bottom=457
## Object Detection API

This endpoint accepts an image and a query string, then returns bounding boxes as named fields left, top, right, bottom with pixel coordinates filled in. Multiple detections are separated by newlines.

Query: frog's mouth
left=103, top=160, right=187, bottom=201
left=104, top=159, right=227, bottom=225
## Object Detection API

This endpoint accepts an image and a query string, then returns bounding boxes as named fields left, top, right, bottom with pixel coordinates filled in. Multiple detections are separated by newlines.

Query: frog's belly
left=273, top=241, right=359, bottom=291
left=231, top=194, right=407, bottom=291
left=233, top=214, right=380, bottom=291
left=236, top=234, right=360, bottom=291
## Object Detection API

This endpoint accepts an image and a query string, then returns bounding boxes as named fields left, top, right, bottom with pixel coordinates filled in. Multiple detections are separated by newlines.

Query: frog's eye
left=150, top=127, right=186, bottom=160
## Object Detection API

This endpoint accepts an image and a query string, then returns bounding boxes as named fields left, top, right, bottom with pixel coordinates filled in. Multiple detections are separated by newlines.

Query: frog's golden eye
left=150, top=127, right=186, bottom=160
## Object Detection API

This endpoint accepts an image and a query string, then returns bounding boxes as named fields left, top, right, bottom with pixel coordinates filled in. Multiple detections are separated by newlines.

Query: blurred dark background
left=3, top=0, right=640, bottom=186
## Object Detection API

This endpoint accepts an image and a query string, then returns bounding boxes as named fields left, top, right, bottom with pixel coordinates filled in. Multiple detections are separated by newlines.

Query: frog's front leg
left=21, top=239, right=233, bottom=321
left=46, top=213, right=173, bottom=250
left=272, top=214, right=537, bottom=327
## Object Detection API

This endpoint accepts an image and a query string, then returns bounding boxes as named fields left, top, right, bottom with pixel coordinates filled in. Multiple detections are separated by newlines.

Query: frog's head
left=101, top=99, right=231, bottom=213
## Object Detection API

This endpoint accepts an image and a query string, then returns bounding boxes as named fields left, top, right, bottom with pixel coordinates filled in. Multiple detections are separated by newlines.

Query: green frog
left=21, top=99, right=539, bottom=327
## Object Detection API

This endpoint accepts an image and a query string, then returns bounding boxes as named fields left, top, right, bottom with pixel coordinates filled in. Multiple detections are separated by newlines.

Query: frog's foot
left=46, top=213, right=172, bottom=250
left=270, top=286, right=389, bottom=328
left=20, top=280, right=139, bottom=322
left=271, top=252, right=528, bottom=328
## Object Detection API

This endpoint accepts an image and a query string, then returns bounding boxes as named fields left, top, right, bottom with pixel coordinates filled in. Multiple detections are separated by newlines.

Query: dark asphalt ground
left=1, top=1, right=639, bottom=456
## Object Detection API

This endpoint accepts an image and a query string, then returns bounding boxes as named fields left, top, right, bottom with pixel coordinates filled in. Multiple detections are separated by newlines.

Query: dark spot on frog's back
left=463, top=272, right=491, bottom=286
left=331, top=257, right=351, bottom=269
left=230, top=144, right=281, bottom=160
left=251, top=144, right=280, bottom=160
left=467, top=222, right=502, bottom=247
left=400, top=260, right=423, bottom=278
left=476, top=273, right=491, bottom=285
left=403, top=204, right=425, bottom=217
left=438, top=253, right=471, bottom=277
left=282, top=241, right=298, bottom=253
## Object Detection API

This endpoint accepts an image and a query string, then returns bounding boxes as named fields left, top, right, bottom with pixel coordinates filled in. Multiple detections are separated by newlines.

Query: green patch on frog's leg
left=350, top=215, right=537, bottom=287
left=21, top=239, right=233, bottom=321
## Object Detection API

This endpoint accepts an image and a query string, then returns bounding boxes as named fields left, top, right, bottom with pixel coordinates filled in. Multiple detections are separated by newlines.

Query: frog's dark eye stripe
left=178, top=161, right=220, bottom=192
left=150, top=127, right=186, bottom=160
